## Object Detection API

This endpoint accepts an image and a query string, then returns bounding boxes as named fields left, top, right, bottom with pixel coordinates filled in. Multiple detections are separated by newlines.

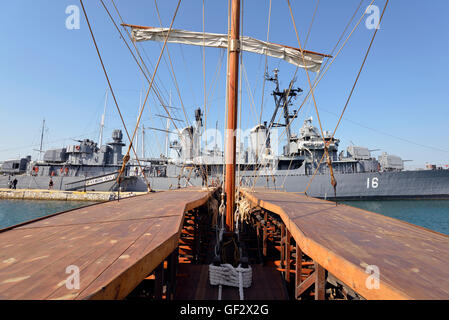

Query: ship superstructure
left=1, top=130, right=140, bottom=191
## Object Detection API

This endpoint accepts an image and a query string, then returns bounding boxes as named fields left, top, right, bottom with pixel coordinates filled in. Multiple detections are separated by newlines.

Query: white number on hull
left=366, top=177, right=379, bottom=189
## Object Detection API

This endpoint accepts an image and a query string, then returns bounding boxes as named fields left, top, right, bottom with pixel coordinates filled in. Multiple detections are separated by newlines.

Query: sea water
left=342, top=200, right=449, bottom=235
left=0, top=199, right=99, bottom=229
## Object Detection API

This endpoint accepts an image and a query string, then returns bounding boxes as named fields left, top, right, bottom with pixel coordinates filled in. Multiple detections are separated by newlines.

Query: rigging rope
left=221, top=0, right=232, bottom=189
left=105, top=0, right=178, bottom=163
left=79, top=0, right=151, bottom=191
left=309, top=1, right=389, bottom=197
left=287, top=0, right=337, bottom=199
left=277, top=0, right=374, bottom=142
left=277, top=0, right=375, bottom=195
left=154, top=0, right=192, bottom=129
left=201, top=0, right=209, bottom=187
left=259, top=0, right=272, bottom=126
left=304, top=0, right=320, bottom=48
left=301, top=0, right=389, bottom=197
left=331, top=0, right=389, bottom=139
left=109, top=0, right=186, bottom=143
left=116, top=0, right=182, bottom=189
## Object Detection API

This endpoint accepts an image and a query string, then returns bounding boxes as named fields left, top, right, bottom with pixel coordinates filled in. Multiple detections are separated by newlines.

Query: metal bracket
left=229, top=39, right=240, bottom=52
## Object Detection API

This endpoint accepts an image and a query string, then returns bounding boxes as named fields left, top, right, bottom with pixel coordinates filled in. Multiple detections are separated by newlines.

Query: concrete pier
left=0, top=188, right=146, bottom=202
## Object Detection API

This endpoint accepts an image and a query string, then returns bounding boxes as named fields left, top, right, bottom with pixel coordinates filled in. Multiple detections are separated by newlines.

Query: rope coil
left=209, top=263, right=252, bottom=300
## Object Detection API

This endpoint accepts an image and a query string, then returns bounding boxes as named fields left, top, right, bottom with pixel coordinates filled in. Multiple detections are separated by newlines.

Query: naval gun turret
left=61, top=130, right=125, bottom=166
left=378, top=152, right=404, bottom=171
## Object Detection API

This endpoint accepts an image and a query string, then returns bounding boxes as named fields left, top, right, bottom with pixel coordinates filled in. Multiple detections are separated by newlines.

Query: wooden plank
left=285, top=230, right=291, bottom=283
left=296, top=271, right=315, bottom=298
left=0, top=225, right=75, bottom=272
left=10, top=222, right=146, bottom=300
left=154, top=262, right=164, bottom=300
left=263, top=212, right=268, bottom=257
left=241, top=189, right=449, bottom=300
left=295, top=244, right=302, bottom=299
left=166, top=248, right=178, bottom=300
left=280, top=224, right=285, bottom=267
left=0, top=187, right=215, bottom=300
left=77, top=218, right=179, bottom=299
left=47, top=220, right=158, bottom=300
left=315, top=263, right=325, bottom=300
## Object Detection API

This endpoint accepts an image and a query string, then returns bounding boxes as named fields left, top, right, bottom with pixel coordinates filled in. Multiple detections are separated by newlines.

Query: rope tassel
left=325, top=145, right=338, bottom=204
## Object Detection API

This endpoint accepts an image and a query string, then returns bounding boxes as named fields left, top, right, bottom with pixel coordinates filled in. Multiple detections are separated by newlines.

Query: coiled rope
left=210, top=195, right=252, bottom=300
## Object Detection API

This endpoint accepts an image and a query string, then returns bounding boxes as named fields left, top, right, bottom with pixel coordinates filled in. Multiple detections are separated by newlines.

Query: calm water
left=342, top=200, right=449, bottom=235
left=0, top=200, right=99, bottom=229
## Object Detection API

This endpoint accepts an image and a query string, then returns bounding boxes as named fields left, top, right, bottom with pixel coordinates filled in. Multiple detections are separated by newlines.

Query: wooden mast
left=225, top=0, right=240, bottom=231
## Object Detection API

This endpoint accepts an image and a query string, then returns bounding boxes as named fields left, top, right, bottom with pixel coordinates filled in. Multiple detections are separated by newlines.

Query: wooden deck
left=0, top=187, right=214, bottom=300
left=241, top=189, right=449, bottom=300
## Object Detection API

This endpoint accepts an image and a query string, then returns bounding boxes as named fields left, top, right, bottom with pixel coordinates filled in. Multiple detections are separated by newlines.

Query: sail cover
left=130, top=26, right=327, bottom=72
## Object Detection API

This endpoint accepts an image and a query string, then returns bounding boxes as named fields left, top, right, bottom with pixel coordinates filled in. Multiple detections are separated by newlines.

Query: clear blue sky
left=1, top=0, right=448, bottom=168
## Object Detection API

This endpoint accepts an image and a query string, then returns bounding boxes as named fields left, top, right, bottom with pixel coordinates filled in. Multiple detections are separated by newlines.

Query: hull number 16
left=367, top=177, right=379, bottom=189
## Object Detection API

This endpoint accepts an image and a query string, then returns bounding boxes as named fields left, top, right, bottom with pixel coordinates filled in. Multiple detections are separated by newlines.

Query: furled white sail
left=130, top=27, right=327, bottom=72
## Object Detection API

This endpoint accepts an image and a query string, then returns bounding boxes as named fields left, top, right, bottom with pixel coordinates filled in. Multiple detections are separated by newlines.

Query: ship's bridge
left=288, top=118, right=339, bottom=160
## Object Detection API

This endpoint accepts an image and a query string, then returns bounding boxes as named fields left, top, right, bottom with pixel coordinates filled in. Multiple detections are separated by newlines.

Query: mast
left=215, top=120, right=218, bottom=161
left=141, top=125, right=145, bottom=158
left=136, top=87, right=143, bottom=158
left=140, top=75, right=145, bottom=159
left=166, top=90, right=172, bottom=158
left=39, top=119, right=45, bottom=161
left=99, top=90, right=108, bottom=147
left=266, top=69, right=301, bottom=155
left=225, top=0, right=240, bottom=231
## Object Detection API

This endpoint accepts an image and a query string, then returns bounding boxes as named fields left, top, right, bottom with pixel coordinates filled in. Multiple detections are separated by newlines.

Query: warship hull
left=279, top=169, right=449, bottom=200
left=122, top=167, right=449, bottom=200
left=3, top=167, right=448, bottom=200
left=0, top=174, right=137, bottom=192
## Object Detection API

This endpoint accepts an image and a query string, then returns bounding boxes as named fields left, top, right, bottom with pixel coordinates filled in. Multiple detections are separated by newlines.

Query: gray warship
left=111, top=70, right=449, bottom=199
left=144, top=69, right=449, bottom=200
left=0, top=129, right=163, bottom=192
left=2, top=70, right=449, bottom=199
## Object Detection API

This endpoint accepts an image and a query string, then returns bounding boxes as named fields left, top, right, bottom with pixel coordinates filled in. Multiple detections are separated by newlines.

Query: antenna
left=140, top=74, right=145, bottom=159
left=33, top=119, right=46, bottom=161
left=155, top=114, right=184, bottom=122
left=146, top=127, right=176, bottom=134
left=135, top=85, right=143, bottom=158
left=215, top=120, right=218, bottom=151
left=141, top=125, right=145, bottom=159
left=166, top=90, right=172, bottom=158
left=39, top=119, right=45, bottom=157
left=99, top=89, right=108, bottom=147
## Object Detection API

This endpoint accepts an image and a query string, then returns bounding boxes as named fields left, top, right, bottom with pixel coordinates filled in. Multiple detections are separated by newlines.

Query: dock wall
left=0, top=188, right=146, bottom=201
